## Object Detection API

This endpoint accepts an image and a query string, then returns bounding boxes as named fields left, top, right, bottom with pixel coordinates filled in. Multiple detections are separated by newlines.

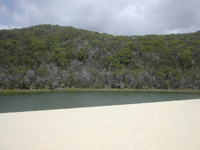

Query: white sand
left=0, top=99, right=200, bottom=150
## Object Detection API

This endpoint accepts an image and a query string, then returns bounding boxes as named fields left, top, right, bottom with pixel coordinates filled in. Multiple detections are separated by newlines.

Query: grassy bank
left=0, top=88, right=200, bottom=94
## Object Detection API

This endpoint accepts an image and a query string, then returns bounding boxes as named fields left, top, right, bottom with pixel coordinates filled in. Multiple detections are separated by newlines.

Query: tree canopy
left=0, top=24, right=199, bottom=89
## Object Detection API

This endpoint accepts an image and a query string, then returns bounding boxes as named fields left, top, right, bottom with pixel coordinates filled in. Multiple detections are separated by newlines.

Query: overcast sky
left=0, top=0, right=200, bottom=35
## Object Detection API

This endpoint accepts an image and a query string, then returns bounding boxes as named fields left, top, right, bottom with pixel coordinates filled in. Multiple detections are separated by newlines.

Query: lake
left=0, top=91, right=200, bottom=113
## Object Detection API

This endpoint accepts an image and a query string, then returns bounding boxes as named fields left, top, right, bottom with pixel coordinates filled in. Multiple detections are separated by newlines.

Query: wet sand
left=0, top=99, right=200, bottom=150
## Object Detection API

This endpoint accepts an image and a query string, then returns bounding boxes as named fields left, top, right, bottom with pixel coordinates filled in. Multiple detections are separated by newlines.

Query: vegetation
left=0, top=24, right=200, bottom=90
left=1, top=89, right=200, bottom=94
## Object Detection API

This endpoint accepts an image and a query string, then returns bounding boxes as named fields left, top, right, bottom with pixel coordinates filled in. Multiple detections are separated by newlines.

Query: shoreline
left=1, top=99, right=200, bottom=150
left=0, top=88, right=200, bottom=94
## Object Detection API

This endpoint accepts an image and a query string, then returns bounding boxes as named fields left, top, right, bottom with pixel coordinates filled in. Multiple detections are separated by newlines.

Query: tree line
left=0, top=24, right=199, bottom=89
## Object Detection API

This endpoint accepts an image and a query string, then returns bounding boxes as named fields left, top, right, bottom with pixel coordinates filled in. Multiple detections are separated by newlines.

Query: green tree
left=180, top=49, right=192, bottom=68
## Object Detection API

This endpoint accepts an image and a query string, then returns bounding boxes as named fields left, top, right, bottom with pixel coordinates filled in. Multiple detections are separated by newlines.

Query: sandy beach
left=0, top=99, right=200, bottom=150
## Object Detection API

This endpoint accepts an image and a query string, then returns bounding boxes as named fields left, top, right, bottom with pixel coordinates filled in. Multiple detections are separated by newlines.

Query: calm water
left=0, top=91, right=200, bottom=113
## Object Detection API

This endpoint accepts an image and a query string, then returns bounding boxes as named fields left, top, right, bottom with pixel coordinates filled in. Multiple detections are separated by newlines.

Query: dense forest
left=0, top=24, right=200, bottom=90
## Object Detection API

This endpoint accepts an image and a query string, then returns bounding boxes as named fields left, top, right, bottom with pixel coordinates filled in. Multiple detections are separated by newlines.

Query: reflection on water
left=0, top=91, right=200, bottom=113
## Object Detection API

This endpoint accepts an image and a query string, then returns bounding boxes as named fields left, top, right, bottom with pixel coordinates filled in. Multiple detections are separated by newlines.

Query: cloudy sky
left=0, top=0, right=200, bottom=35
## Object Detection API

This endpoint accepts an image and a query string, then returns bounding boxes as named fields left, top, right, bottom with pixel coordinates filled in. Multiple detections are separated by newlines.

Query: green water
left=0, top=91, right=200, bottom=113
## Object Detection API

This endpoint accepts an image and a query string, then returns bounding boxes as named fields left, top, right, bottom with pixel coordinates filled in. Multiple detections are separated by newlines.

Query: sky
left=0, top=0, right=200, bottom=35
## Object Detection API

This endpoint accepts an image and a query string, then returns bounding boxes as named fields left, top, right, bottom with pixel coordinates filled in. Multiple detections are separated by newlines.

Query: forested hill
left=0, top=24, right=200, bottom=89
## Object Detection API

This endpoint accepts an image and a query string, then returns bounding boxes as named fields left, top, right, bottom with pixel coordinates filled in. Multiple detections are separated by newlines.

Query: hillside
left=0, top=24, right=200, bottom=89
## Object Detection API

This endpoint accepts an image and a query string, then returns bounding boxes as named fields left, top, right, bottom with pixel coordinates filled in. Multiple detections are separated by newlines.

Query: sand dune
left=0, top=99, right=200, bottom=150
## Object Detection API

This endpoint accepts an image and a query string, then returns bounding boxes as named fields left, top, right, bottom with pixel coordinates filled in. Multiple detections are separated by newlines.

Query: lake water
left=0, top=91, right=200, bottom=113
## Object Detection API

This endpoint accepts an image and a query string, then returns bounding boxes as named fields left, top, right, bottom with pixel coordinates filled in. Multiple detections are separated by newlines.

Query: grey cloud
left=145, top=0, right=200, bottom=33
left=0, top=0, right=200, bottom=35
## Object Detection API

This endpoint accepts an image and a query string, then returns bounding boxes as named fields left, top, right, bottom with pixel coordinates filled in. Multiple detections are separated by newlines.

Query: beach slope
left=0, top=99, right=200, bottom=150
